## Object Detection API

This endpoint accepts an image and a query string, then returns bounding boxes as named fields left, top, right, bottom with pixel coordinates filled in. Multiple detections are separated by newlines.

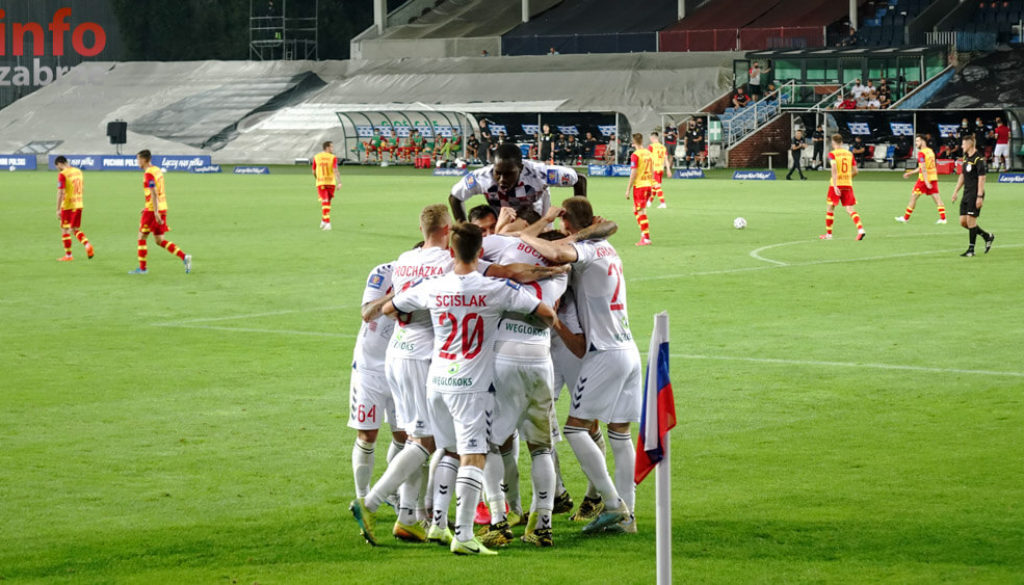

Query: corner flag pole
left=636, top=311, right=674, bottom=585
left=653, top=312, right=672, bottom=585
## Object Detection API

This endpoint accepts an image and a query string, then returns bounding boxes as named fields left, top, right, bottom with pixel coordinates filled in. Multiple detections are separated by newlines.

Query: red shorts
left=653, top=171, right=664, bottom=186
left=318, top=185, right=336, bottom=201
left=827, top=186, right=856, bottom=207
left=913, top=180, right=939, bottom=195
left=633, top=187, right=652, bottom=210
left=60, top=209, right=82, bottom=229
left=140, top=210, right=170, bottom=235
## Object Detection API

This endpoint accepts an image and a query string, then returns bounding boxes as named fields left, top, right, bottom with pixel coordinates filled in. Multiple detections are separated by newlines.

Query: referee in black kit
left=951, top=134, right=995, bottom=257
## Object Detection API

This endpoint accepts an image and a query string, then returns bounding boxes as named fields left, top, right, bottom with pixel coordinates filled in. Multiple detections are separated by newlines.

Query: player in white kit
left=350, top=204, right=569, bottom=547
left=379, top=222, right=558, bottom=555
left=520, top=197, right=642, bottom=534
left=449, top=142, right=586, bottom=223
left=348, top=262, right=407, bottom=504
left=476, top=220, right=568, bottom=548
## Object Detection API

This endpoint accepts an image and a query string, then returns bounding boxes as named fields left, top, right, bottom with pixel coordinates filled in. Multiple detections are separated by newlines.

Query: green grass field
left=2, top=165, right=1022, bottom=584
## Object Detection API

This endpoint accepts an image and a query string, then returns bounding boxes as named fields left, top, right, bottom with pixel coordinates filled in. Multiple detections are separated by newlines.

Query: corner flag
left=635, top=311, right=676, bottom=485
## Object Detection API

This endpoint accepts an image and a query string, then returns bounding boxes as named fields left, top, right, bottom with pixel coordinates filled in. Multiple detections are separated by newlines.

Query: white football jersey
left=451, top=160, right=578, bottom=217
left=482, top=234, right=567, bottom=345
left=549, top=286, right=583, bottom=354
left=570, top=240, right=636, bottom=351
left=386, top=246, right=492, bottom=360
left=353, top=263, right=395, bottom=373
left=392, top=271, right=541, bottom=394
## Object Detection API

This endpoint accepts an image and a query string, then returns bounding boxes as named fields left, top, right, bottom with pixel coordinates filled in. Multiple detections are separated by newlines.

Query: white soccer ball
left=733, top=217, right=747, bottom=229
left=8, top=165, right=14, bottom=172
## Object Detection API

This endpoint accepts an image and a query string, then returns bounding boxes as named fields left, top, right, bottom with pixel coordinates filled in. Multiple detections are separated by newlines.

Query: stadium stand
left=660, top=0, right=871, bottom=51
left=501, top=0, right=679, bottom=55
left=0, top=53, right=733, bottom=164
left=352, top=0, right=562, bottom=58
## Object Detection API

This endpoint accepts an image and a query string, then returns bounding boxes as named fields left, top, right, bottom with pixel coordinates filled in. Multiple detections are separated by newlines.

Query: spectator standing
left=554, top=134, right=568, bottom=165
left=787, top=129, right=808, bottom=180
left=851, top=79, right=867, bottom=100
left=992, top=117, right=1011, bottom=171
left=812, top=125, right=825, bottom=170
left=663, top=125, right=678, bottom=161
left=748, top=62, right=771, bottom=101
left=974, top=117, right=990, bottom=151
left=538, top=124, right=555, bottom=163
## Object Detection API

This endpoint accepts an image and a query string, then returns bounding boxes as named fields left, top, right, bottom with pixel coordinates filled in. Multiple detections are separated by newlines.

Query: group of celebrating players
left=343, top=143, right=644, bottom=555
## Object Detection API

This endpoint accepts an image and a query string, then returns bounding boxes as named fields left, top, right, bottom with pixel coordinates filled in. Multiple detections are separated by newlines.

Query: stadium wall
left=0, top=0, right=125, bottom=110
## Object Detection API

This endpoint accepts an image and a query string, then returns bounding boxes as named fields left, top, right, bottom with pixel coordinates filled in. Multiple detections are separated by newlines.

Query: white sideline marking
left=665, top=353, right=1024, bottom=379
left=154, top=323, right=355, bottom=338
left=151, top=304, right=356, bottom=338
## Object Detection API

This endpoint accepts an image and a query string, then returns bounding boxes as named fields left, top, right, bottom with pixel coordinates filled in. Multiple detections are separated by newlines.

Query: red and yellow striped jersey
left=829, top=149, right=856, bottom=187
left=917, top=147, right=938, bottom=182
left=649, top=142, right=667, bottom=170
left=58, top=167, right=84, bottom=210
left=313, top=151, right=338, bottom=186
left=631, top=148, right=654, bottom=188
left=143, top=166, right=167, bottom=212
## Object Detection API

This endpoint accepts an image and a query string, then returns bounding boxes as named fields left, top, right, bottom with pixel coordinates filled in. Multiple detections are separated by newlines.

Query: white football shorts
left=347, top=366, right=396, bottom=431
left=568, top=346, right=643, bottom=423
left=429, top=389, right=494, bottom=455
left=385, top=356, right=432, bottom=438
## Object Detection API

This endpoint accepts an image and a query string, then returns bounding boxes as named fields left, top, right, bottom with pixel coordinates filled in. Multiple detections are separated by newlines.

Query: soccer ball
left=733, top=217, right=747, bottom=229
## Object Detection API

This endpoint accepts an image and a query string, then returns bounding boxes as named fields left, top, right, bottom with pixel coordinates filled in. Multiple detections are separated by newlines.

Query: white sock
left=423, top=448, right=444, bottom=517
left=552, top=449, right=568, bottom=497
left=365, top=441, right=429, bottom=512
left=564, top=425, right=620, bottom=507
left=387, top=437, right=404, bottom=463
left=608, top=429, right=636, bottom=513
left=455, top=465, right=485, bottom=543
left=398, top=462, right=423, bottom=526
left=501, top=446, right=521, bottom=515
left=352, top=438, right=374, bottom=498
left=585, top=428, right=606, bottom=499
left=484, top=451, right=507, bottom=523
left=530, top=448, right=555, bottom=530
left=432, top=454, right=459, bottom=529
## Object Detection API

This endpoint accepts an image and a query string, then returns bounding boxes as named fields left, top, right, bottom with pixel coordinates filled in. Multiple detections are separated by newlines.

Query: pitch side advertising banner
left=733, top=170, right=776, bottom=180
left=611, top=164, right=631, bottom=177
left=0, top=155, right=37, bottom=170
left=673, top=169, right=705, bottom=179
left=998, top=172, right=1024, bottom=183
left=47, top=155, right=212, bottom=171
left=233, top=166, right=270, bottom=175
left=432, top=168, right=468, bottom=177
left=587, top=164, right=610, bottom=176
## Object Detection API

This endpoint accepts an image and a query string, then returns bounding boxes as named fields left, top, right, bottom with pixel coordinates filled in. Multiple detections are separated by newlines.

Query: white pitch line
left=153, top=323, right=355, bottom=338
left=667, top=353, right=1024, bottom=378
left=748, top=241, right=800, bottom=266
left=153, top=304, right=352, bottom=325
left=635, top=243, right=1023, bottom=281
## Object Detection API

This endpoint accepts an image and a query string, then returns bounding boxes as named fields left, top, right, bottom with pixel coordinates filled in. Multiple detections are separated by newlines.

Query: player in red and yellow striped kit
left=54, top=156, right=94, bottom=261
left=626, top=133, right=654, bottom=246
left=313, top=141, right=340, bottom=230
left=897, top=135, right=947, bottom=224
left=821, top=134, right=866, bottom=241
left=648, top=131, right=669, bottom=208
left=131, top=150, right=192, bottom=275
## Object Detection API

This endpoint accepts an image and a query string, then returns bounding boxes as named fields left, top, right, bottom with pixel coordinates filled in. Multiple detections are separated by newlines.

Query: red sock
left=158, top=239, right=186, bottom=260
left=74, top=231, right=89, bottom=246
left=655, top=187, right=665, bottom=204
left=321, top=198, right=331, bottom=223
left=138, top=239, right=148, bottom=270
left=62, top=234, right=72, bottom=255
left=825, top=212, right=834, bottom=235
left=937, top=205, right=946, bottom=220
left=903, top=206, right=914, bottom=221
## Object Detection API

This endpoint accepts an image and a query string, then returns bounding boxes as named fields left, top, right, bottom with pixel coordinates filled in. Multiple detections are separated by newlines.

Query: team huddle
left=345, top=144, right=643, bottom=555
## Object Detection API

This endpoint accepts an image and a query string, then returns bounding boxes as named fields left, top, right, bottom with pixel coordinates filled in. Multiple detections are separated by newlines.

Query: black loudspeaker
left=107, top=121, right=127, bottom=145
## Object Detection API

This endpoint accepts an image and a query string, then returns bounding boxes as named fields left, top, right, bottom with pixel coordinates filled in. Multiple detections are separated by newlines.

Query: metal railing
left=720, top=81, right=794, bottom=146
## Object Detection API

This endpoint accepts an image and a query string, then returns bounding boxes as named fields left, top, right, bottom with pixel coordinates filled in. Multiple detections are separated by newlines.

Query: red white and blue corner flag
left=635, top=312, right=676, bottom=485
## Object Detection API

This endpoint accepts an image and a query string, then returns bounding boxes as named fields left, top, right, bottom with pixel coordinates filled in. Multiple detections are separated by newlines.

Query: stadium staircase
left=715, top=82, right=795, bottom=167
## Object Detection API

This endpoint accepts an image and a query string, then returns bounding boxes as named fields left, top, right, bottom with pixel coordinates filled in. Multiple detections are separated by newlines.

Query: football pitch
left=1, top=165, right=1022, bottom=584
